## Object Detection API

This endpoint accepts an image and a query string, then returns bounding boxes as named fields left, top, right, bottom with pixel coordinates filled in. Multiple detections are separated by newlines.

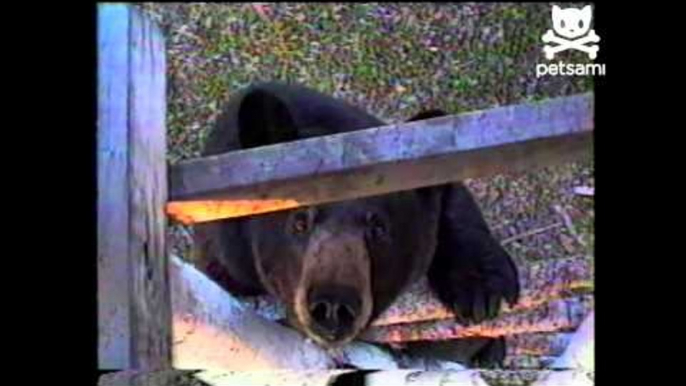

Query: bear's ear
left=238, top=89, right=300, bottom=149
left=406, top=109, right=448, bottom=123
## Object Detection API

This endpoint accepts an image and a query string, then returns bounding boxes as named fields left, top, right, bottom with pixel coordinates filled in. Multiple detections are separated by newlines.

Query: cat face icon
left=542, top=5, right=600, bottom=60
left=552, top=5, right=592, bottom=39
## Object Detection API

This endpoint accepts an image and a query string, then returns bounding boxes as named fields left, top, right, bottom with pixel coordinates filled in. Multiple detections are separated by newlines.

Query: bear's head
left=247, top=188, right=442, bottom=346
left=198, top=83, right=448, bottom=346
left=197, top=83, right=519, bottom=349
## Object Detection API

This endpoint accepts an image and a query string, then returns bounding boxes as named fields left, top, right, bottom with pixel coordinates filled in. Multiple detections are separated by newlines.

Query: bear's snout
left=293, top=228, right=373, bottom=346
left=307, top=285, right=362, bottom=341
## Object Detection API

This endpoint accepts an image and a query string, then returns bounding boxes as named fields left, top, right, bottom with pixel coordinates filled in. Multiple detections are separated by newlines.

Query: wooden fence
left=97, top=4, right=594, bottom=385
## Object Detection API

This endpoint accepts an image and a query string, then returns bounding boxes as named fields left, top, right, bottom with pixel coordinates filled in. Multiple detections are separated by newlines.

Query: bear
left=192, top=82, right=520, bottom=360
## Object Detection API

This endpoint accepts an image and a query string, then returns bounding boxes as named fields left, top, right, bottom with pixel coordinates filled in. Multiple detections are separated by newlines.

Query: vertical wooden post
left=98, top=3, right=171, bottom=369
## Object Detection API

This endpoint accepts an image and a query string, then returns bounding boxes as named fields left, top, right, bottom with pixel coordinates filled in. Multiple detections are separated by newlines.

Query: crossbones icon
left=542, top=29, right=600, bottom=60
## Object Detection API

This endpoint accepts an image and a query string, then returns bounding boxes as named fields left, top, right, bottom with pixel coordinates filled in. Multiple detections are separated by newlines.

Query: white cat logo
left=542, top=5, right=600, bottom=60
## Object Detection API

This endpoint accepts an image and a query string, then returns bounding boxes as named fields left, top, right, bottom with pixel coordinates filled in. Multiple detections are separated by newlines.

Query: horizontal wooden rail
left=168, top=254, right=592, bottom=370
left=167, top=93, right=593, bottom=224
left=99, top=369, right=594, bottom=386
left=244, top=256, right=593, bottom=328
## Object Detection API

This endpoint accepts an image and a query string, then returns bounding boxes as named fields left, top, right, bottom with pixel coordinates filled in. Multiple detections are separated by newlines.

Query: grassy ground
left=137, top=2, right=594, bottom=282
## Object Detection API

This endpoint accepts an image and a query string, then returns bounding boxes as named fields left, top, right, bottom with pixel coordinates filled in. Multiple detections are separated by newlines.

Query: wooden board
left=169, top=254, right=592, bottom=370
left=167, top=93, right=593, bottom=224
left=169, top=255, right=334, bottom=370
left=98, top=369, right=593, bottom=386
left=97, top=3, right=171, bottom=369
left=240, top=256, right=592, bottom=330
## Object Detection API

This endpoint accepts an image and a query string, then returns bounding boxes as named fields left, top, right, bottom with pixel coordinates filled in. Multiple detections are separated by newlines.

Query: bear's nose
left=308, top=286, right=361, bottom=340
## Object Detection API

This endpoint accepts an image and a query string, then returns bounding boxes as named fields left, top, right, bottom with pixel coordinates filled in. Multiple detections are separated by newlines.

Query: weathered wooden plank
left=395, top=333, right=571, bottom=370
left=167, top=93, right=593, bottom=224
left=371, top=256, right=592, bottom=328
left=507, top=332, right=573, bottom=358
left=169, top=255, right=402, bottom=370
left=361, top=295, right=593, bottom=343
left=551, top=311, right=593, bottom=371
left=170, top=254, right=591, bottom=369
left=99, top=369, right=594, bottom=386
left=128, top=5, right=172, bottom=369
left=530, top=370, right=594, bottom=386
left=98, top=3, right=132, bottom=370
left=98, top=370, right=353, bottom=386
left=365, top=369, right=593, bottom=386
left=241, top=256, right=593, bottom=328
left=97, top=3, right=171, bottom=369
left=98, top=370, right=204, bottom=386
left=169, top=255, right=333, bottom=370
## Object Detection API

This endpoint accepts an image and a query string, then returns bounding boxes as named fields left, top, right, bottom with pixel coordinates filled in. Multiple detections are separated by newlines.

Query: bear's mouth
left=293, top=279, right=372, bottom=348
left=306, top=325, right=358, bottom=347
left=293, top=298, right=359, bottom=348
left=289, top=227, right=375, bottom=348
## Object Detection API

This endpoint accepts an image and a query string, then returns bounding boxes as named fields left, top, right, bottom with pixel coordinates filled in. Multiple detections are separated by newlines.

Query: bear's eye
left=291, top=211, right=310, bottom=235
left=366, top=212, right=387, bottom=239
